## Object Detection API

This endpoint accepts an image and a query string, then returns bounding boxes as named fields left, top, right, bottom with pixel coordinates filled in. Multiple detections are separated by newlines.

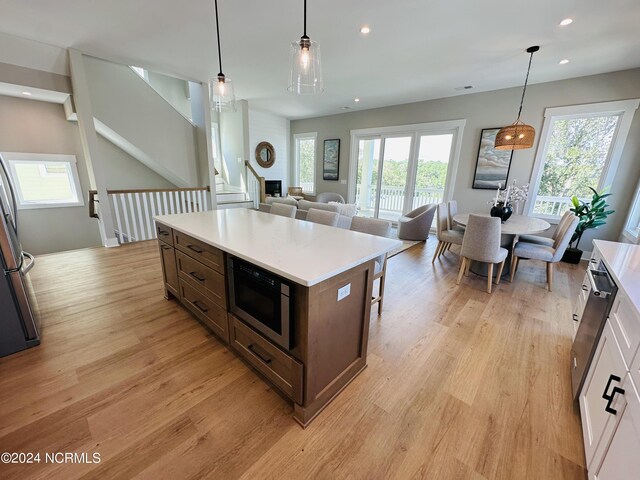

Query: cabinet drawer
left=179, top=279, right=229, bottom=343
left=174, top=230, right=224, bottom=274
left=158, top=242, right=179, bottom=298
left=609, top=293, right=640, bottom=369
left=176, top=251, right=226, bottom=309
left=229, top=315, right=303, bottom=404
left=156, top=222, right=173, bottom=245
left=589, top=251, right=602, bottom=270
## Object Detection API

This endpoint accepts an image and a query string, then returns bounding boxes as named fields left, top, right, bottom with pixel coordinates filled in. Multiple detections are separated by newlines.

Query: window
left=527, top=100, right=639, bottom=220
left=294, top=133, right=316, bottom=194
left=3, top=153, right=84, bottom=209
left=623, top=180, right=640, bottom=243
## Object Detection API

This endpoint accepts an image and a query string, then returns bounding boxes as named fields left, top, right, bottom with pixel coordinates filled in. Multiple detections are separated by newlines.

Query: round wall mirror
left=255, top=141, right=275, bottom=168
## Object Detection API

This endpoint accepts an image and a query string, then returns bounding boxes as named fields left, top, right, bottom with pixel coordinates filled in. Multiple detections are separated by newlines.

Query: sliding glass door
left=351, top=121, right=463, bottom=223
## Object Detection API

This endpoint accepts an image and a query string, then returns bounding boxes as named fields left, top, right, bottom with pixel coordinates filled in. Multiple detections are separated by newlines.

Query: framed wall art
left=322, top=139, right=340, bottom=181
left=472, top=128, right=514, bottom=189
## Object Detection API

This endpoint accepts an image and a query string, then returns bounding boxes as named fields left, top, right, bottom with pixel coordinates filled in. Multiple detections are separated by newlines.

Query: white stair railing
left=89, top=186, right=210, bottom=243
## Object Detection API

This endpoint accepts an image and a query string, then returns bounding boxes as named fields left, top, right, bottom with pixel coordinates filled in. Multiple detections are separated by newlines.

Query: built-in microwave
left=227, top=256, right=292, bottom=350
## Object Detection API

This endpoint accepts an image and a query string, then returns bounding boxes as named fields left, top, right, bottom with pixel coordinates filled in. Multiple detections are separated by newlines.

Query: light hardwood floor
left=0, top=240, right=587, bottom=480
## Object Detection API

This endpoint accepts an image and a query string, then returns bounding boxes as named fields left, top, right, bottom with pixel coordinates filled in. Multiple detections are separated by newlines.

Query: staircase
left=215, top=181, right=254, bottom=210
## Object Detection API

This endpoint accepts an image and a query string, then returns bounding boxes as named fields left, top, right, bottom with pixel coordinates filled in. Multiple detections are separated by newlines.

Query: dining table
left=452, top=213, right=551, bottom=279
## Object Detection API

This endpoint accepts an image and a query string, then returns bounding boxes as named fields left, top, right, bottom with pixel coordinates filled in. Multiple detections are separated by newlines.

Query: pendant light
left=495, top=46, right=539, bottom=150
left=288, top=0, right=323, bottom=94
left=209, top=0, right=236, bottom=112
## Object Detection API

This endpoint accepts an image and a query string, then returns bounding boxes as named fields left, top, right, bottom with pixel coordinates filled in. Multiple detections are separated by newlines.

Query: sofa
left=259, top=197, right=357, bottom=229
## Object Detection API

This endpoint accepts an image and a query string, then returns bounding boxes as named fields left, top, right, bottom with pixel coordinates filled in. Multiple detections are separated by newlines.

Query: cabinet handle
left=602, top=374, right=625, bottom=415
left=572, top=313, right=578, bottom=321
left=248, top=344, right=272, bottom=364
left=187, top=244, right=203, bottom=254
left=582, top=285, right=589, bottom=291
left=161, top=245, right=171, bottom=251
left=189, top=271, right=205, bottom=282
left=158, top=230, right=169, bottom=236
left=192, top=300, right=209, bottom=313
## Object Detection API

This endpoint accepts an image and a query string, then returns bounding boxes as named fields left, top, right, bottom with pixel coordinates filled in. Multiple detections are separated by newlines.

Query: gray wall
left=290, top=68, right=640, bottom=247
left=0, top=96, right=101, bottom=254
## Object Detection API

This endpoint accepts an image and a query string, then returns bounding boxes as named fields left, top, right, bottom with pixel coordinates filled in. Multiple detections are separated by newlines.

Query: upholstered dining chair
left=316, top=192, right=345, bottom=204
left=511, top=214, right=579, bottom=291
left=519, top=211, right=573, bottom=247
left=350, top=216, right=392, bottom=315
left=447, top=200, right=464, bottom=231
left=270, top=203, right=297, bottom=218
left=456, top=214, right=508, bottom=294
left=397, top=204, right=436, bottom=241
left=432, top=203, right=464, bottom=263
left=306, top=208, right=339, bottom=227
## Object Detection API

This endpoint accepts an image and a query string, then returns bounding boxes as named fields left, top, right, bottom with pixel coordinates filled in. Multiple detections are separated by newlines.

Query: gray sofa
left=259, top=197, right=355, bottom=229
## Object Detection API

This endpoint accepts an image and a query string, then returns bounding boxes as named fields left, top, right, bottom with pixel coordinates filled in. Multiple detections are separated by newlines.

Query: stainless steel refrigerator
left=0, top=154, right=40, bottom=357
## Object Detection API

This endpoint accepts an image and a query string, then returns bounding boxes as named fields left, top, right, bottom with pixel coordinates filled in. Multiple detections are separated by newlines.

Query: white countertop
left=155, top=209, right=402, bottom=287
left=594, top=240, right=640, bottom=313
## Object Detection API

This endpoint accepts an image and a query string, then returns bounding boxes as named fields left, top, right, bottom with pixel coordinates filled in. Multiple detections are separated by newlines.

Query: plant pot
left=562, top=247, right=583, bottom=264
left=490, top=202, right=513, bottom=222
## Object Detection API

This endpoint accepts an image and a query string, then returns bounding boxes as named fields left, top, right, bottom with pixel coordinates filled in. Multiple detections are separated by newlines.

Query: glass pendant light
left=288, top=0, right=323, bottom=94
left=495, top=46, right=539, bottom=150
left=210, top=0, right=236, bottom=112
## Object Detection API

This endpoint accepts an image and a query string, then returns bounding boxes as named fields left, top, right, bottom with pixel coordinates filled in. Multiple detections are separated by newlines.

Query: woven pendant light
left=495, top=46, right=539, bottom=150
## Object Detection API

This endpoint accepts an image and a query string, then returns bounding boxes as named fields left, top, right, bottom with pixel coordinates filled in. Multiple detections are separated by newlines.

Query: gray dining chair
left=306, top=208, right=339, bottom=227
left=447, top=200, right=464, bottom=231
left=519, top=211, right=573, bottom=247
left=432, top=203, right=464, bottom=263
left=511, top=214, right=579, bottom=291
left=350, top=216, right=392, bottom=315
left=456, top=214, right=508, bottom=294
left=270, top=203, right=297, bottom=218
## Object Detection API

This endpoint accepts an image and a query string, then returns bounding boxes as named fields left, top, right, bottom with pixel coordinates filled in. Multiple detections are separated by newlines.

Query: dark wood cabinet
left=157, top=223, right=179, bottom=299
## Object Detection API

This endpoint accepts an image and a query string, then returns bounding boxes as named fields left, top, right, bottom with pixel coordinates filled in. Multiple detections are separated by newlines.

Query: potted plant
left=562, top=187, right=615, bottom=264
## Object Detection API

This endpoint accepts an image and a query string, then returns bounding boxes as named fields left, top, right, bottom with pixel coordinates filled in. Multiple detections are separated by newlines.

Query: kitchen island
left=154, top=208, right=401, bottom=426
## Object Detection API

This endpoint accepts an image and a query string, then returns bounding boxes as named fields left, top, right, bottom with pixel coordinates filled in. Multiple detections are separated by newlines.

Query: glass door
left=377, top=136, right=413, bottom=221
left=413, top=134, right=454, bottom=209
left=354, top=138, right=381, bottom=218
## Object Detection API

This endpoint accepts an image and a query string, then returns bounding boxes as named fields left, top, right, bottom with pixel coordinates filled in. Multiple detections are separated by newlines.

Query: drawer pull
left=161, top=245, right=172, bottom=251
left=189, top=271, right=206, bottom=282
left=572, top=313, right=578, bottom=321
left=582, top=285, right=589, bottom=291
left=248, top=344, right=272, bottom=364
left=187, top=244, right=204, bottom=254
left=603, top=374, right=624, bottom=415
left=192, top=300, right=209, bottom=313
left=158, top=230, right=170, bottom=236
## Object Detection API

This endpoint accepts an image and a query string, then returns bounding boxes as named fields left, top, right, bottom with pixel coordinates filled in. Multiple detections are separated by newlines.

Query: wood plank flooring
left=0, top=239, right=587, bottom=479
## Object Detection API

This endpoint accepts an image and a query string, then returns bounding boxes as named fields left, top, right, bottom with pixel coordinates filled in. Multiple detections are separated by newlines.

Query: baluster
left=111, top=194, right=124, bottom=244
left=142, top=193, right=152, bottom=239
left=121, top=194, right=133, bottom=243
left=149, top=192, right=158, bottom=238
left=129, top=193, right=139, bottom=241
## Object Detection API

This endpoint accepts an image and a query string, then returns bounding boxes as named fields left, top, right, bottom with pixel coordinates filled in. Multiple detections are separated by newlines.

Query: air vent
left=455, top=85, right=474, bottom=91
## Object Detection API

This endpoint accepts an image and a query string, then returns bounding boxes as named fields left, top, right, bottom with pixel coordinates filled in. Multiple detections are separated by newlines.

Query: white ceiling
left=0, top=0, right=639, bottom=119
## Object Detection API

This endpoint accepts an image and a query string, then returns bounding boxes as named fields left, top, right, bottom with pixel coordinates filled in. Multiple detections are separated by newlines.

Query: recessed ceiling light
left=21, top=91, right=32, bottom=96
left=354, top=97, right=360, bottom=102
left=360, top=26, right=371, bottom=34
left=559, top=18, right=573, bottom=26
left=559, top=59, right=570, bottom=65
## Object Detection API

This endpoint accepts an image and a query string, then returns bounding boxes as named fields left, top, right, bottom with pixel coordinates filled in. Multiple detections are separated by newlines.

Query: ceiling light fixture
left=495, top=45, right=539, bottom=150
left=209, top=0, right=236, bottom=112
left=559, top=59, right=570, bottom=65
left=559, top=18, right=573, bottom=26
left=360, top=26, right=371, bottom=34
left=354, top=97, right=360, bottom=102
left=288, top=0, right=323, bottom=94
left=21, top=91, right=32, bottom=96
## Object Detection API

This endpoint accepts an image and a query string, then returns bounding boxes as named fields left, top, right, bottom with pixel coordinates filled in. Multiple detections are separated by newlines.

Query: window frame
left=525, top=99, right=639, bottom=221
left=2, top=152, right=84, bottom=210
left=293, top=132, right=317, bottom=195
left=623, top=179, right=640, bottom=244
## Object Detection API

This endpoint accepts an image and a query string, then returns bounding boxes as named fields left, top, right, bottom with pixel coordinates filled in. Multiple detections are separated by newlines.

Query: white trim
left=2, top=152, right=84, bottom=209
left=525, top=99, right=639, bottom=218
left=293, top=132, right=317, bottom=195
left=347, top=119, right=466, bottom=209
left=622, top=177, right=640, bottom=244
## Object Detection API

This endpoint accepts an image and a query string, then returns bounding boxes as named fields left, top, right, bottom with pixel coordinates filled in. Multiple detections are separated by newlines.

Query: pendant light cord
left=214, top=0, right=223, bottom=75
left=303, top=0, right=307, bottom=37
left=516, top=50, right=535, bottom=121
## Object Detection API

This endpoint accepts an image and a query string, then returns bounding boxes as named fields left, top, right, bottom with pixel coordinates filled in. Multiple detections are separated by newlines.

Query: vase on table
left=490, top=202, right=513, bottom=222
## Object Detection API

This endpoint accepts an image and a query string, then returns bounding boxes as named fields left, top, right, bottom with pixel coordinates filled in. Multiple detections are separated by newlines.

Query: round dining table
left=452, top=213, right=551, bottom=279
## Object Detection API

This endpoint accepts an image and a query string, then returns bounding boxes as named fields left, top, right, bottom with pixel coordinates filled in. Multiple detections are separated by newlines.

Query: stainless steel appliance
left=227, top=256, right=292, bottom=350
left=571, top=265, right=617, bottom=399
left=0, top=154, right=40, bottom=357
